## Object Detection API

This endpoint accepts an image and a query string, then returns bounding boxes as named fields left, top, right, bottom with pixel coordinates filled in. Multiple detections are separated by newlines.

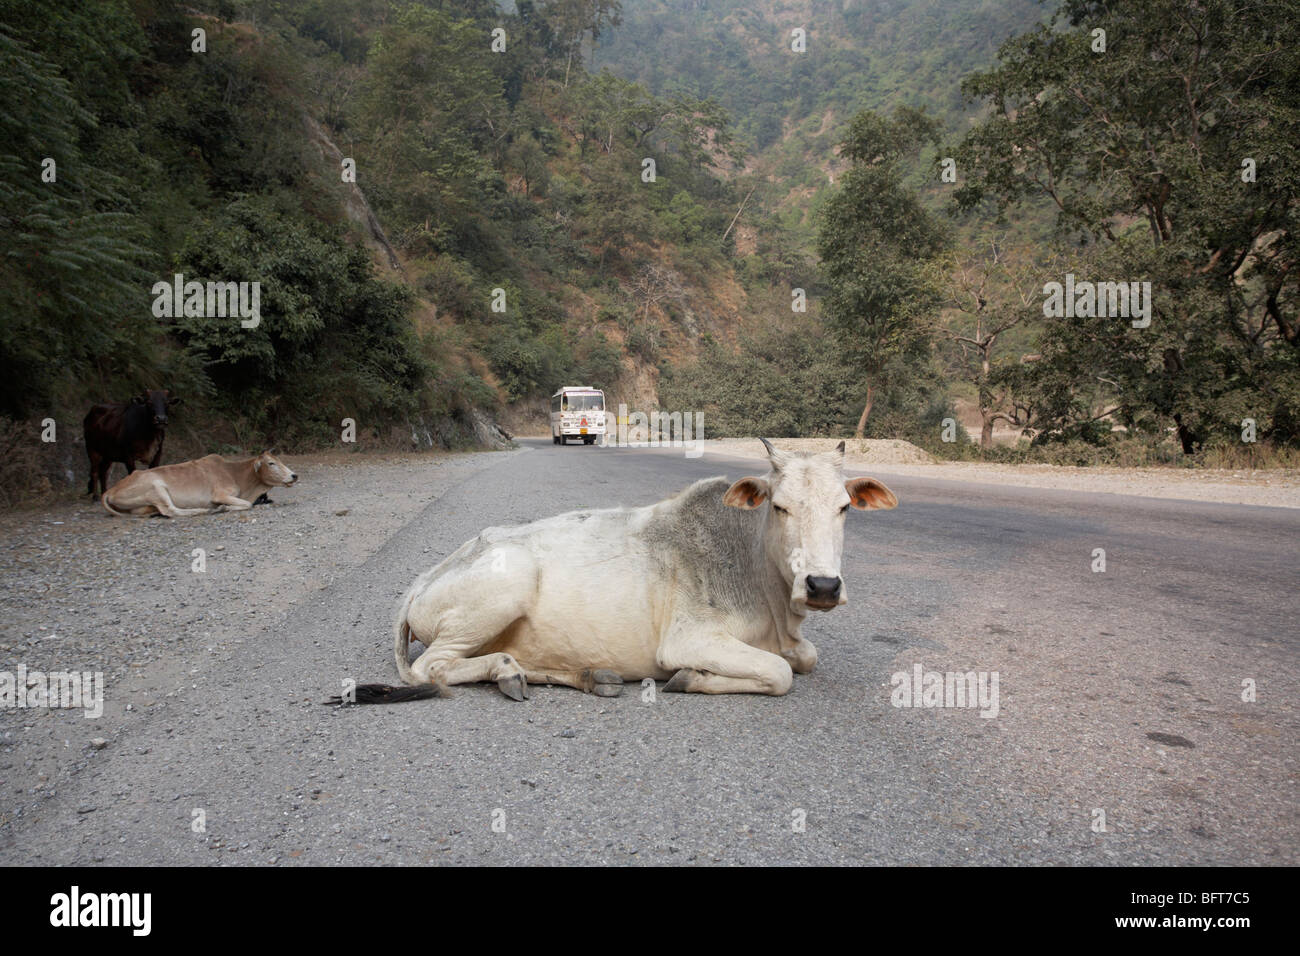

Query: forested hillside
left=636, top=0, right=1299, bottom=461
left=598, top=0, right=1046, bottom=236
left=1, top=0, right=784, bottom=494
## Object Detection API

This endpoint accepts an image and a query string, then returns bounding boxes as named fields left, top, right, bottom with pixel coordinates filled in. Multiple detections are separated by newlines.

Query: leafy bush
left=417, top=256, right=480, bottom=320
left=173, top=194, right=428, bottom=444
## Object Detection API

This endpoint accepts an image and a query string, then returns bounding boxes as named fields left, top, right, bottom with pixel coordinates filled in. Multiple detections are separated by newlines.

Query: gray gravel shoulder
left=0, top=447, right=516, bottom=845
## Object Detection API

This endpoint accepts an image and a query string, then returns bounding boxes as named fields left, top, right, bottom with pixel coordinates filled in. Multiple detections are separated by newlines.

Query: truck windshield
left=564, top=394, right=604, bottom=411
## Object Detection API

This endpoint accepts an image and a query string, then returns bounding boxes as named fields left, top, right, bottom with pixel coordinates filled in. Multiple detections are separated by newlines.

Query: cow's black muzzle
left=804, top=575, right=843, bottom=609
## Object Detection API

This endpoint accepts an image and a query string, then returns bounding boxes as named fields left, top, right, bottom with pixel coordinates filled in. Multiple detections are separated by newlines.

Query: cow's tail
left=393, top=603, right=420, bottom=686
left=324, top=588, right=446, bottom=706
left=101, top=492, right=130, bottom=518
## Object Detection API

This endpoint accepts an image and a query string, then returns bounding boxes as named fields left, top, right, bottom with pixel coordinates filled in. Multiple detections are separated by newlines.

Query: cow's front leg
left=212, top=492, right=254, bottom=512
left=780, top=636, right=818, bottom=674
left=91, top=454, right=110, bottom=499
left=658, top=620, right=793, bottom=696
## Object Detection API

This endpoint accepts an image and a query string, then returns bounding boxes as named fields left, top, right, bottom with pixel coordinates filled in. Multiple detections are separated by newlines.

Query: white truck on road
left=550, top=386, right=605, bottom=445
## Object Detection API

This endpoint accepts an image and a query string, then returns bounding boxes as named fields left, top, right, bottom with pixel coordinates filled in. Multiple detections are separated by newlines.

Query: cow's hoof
left=498, top=673, right=530, bottom=701
left=586, top=669, right=624, bottom=697
left=663, top=669, right=699, bottom=693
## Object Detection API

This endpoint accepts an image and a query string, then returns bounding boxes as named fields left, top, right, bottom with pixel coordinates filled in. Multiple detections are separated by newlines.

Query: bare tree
left=935, top=240, right=1044, bottom=449
left=628, top=262, right=685, bottom=324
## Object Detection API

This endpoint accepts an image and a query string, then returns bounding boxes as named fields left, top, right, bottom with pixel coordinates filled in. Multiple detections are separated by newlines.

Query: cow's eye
left=839, top=504, right=850, bottom=514
left=772, top=504, right=789, bottom=515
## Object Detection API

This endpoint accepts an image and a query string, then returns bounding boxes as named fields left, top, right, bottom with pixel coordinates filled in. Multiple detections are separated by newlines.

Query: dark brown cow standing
left=83, top=389, right=181, bottom=499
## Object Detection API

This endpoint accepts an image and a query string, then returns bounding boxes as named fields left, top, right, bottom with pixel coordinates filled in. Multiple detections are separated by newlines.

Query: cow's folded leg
left=659, top=632, right=794, bottom=696
left=420, top=653, right=530, bottom=700
left=664, top=667, right=795, bottom=695
left=498, top=668, right=529, bottom=701
left=663, top=668, right=702, bottom=693
left=158, top=505, right=209, bottom=518
left=402, top=544, right=539, bottom=700
left=521, top=667, right=624, bottom=697
left=212, top=492, right=253, bottom=512
left=151, top=484, right=208, bottom=518
left=780, top=637, right=819, bottom=674
left=157, top=504, right=209, bottom=518
left=587, top=669, right=624, bottom=697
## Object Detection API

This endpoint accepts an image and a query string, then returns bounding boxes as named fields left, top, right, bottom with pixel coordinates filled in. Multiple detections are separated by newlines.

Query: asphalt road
left=5, top=438, right=1296, bottom=864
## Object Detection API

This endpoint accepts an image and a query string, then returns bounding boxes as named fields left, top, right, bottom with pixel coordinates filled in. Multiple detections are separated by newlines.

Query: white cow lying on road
left=358, top=439, right=896, bottom=703
left=102, top=451, right=298, bottom=517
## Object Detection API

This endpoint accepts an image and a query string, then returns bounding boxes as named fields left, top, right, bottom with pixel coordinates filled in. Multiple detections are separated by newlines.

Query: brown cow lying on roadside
left=102, top=451, right=297, bottom=518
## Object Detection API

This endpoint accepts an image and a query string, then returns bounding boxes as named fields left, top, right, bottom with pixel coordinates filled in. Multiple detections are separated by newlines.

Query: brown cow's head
left=723, top=438, right=897, bottom=613
left=132, top=389, right=180, bottom=428
left=253, top=451, right=298, bottom=487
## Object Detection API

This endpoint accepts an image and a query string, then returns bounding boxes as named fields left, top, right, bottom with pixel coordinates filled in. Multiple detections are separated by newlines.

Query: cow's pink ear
left=724, top=477, right=769, bottom=509
left=845, top=477, right=898, bottom=510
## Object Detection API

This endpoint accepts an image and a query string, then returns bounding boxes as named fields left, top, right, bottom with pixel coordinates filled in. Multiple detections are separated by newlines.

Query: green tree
left=955, top=0, right=1300, bottom=446
left=817, top=107, right=948, bottom=437
left=543, top=0, right=623, bottom=88
left=353, top=5, right=505, bottom=255
left=174, top=194, right=427, bottom=441
left=0, top=29, right=153, bottom=416
left=659, top=315, right=861, bottom=438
